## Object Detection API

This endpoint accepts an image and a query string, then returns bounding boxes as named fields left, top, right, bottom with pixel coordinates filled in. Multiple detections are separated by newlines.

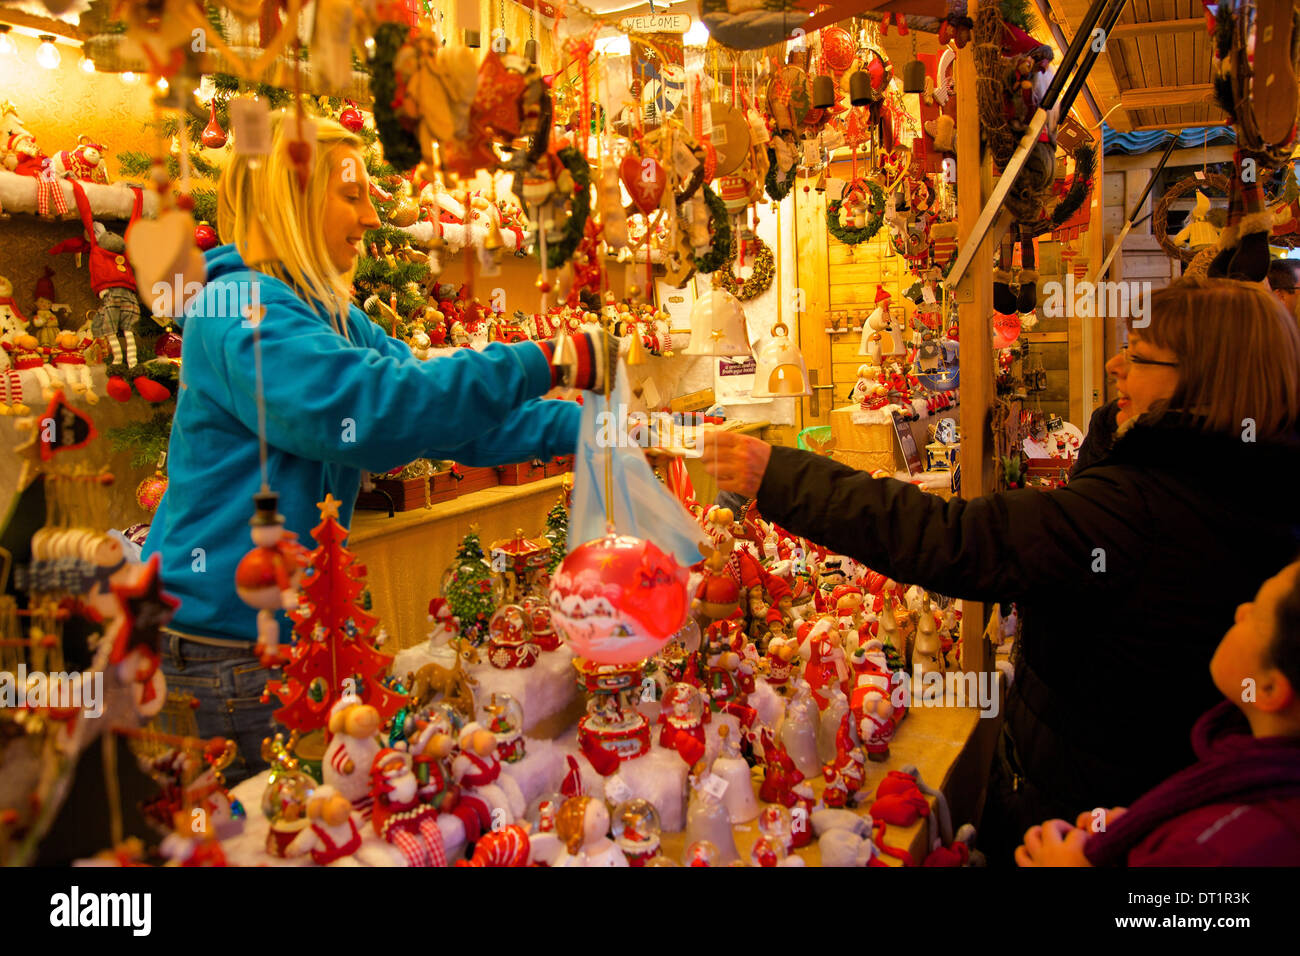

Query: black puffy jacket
left=756, top=414, right=1300, bottom=809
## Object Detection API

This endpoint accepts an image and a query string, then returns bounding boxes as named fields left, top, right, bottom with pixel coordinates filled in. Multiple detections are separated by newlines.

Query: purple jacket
left=1085, top=701, right=1300, bottom=867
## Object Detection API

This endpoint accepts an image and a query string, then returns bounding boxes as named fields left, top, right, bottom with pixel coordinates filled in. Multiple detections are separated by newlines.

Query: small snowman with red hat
left=233, top=491, right=309, bottom=667
left=426, top=597, right=459, bottom=649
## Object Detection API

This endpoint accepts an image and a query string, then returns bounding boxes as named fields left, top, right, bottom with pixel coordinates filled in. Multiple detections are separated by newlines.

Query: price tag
left=921, top=284, right=937, bottom=305
left=826, top=177, right=845, bottom=201
left=672, top=138, right=698, bottom=179
left=605, top=775, right=633, bottom=804
left=700, top=100, right=714, bottom=138
left=700, top=772, right=729, bottom=800
left=802, top=139, right=821, bottom=168
left=229, top=98, right=272, bottom=156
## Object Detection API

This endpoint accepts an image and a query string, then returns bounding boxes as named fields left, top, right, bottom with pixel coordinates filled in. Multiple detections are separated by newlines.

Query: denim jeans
left=160, top=629, right=284, bottom=786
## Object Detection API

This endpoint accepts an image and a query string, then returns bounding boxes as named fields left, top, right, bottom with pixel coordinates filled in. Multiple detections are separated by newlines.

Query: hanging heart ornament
left=620, top=154, right=667, bottom=215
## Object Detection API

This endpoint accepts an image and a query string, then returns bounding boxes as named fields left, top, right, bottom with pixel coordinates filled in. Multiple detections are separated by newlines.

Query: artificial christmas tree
left=443, top=526, right=496, bottom=643
left=263, top=495, right=407, bottom=736
left=542, top=493, right=568, bottom=575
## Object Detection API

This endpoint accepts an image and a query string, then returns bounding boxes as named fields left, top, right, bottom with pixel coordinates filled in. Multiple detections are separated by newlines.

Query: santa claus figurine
left=855, top=689, right=897, bottom=762
left=658, top=682, right=708, bottom=767
left=757, top=728, right=804, bottom=808
left=286, top=784, right=362, bottom=865
left=764, top=634, right=797, bottom=693
left=369, top=748, right=447, bottom=867
left=234, top=491, right=308, bottom=666
left=452, top=722, right=526, bottom=828
left=323, top=694, right=382, bottom=820
left=801, top=618, right=849, bottom=708
left=821, top=713, right=867, bottom=808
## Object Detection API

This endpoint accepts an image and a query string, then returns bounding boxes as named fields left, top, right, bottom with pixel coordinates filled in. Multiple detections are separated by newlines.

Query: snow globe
left=758, top=804, right=794, bottom=854
left=479, top=692, right=526, bottom=763
left=683, top=840, right=721, bottom=867
left=751, top=835, right=787, bottom=867
left=260, top=734, right=316, bottom=858
left=487, top=604, right=539, bottom=670
left=611, top=798, right=662, bottom=866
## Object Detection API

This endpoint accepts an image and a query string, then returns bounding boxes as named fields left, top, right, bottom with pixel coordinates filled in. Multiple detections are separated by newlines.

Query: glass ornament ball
left=548, top=532, right=689, bottom=665
left=478, top=692, right=524, bottom=737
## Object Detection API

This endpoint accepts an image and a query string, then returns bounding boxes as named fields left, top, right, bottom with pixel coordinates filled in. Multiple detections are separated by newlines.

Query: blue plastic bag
left=569, top=362, right=710, bottom=567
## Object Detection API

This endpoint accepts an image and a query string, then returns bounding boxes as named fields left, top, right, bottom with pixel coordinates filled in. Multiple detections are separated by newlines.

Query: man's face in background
left=1269, top=261, right=1300, bottom=320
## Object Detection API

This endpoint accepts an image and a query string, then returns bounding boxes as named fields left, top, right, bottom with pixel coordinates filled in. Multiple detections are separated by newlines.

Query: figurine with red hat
left=233, top=491, right=309, bottom=667
left=855, top=688, right=897, bottom=762
left=369, top=748, right=447, bottom=866
left=821, top=713, right=867, bottom=808
left=756, top=727, right=803, bottom=807
left=658, top=681, right=708, bottom=767
left=801, top=617, right=849, bottom=708
left=426, top=597, right=459, bottom=648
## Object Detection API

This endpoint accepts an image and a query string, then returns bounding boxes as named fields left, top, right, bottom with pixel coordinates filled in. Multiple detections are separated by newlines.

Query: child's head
left=218, top=114, right=379, bottom=333
left=1212, top=559, right=1300, bottom=719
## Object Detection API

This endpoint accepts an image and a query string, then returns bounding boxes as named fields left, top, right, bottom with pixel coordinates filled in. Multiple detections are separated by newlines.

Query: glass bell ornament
left=751, top=322, right=811, bottom=397
left=684, top=289, right=751, bottom=357
left=548, top=532, right=689, bottom=665
left=612, top=798, right=663, bottom=866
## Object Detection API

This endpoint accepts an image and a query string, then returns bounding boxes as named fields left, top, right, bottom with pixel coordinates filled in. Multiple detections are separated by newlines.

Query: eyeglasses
left=1122, top=345, right=1178, bottom=368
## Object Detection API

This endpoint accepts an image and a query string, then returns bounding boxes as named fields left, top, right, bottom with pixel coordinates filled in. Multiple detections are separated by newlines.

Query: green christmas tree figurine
left=542, top=495, right=568, bottom=574
left=444, top=525, right=495, bottom=643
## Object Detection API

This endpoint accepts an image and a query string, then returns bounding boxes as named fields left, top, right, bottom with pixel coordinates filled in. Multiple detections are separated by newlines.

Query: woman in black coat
left=701, top=277, right=1300, bottom=863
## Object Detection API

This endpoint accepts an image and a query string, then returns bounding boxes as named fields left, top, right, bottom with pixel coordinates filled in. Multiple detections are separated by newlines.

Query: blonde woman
left=144, top=119, right=612, bottom=781
left=702, top=276, right=1300, bottom=863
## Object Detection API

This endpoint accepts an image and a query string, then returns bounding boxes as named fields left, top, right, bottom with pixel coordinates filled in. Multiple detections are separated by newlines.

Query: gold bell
left=484, top=221, right=505, bottom=252
left=625, top=330, right=648, bottom=366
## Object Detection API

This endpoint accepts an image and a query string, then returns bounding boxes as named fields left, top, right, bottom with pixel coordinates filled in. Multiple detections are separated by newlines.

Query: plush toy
left=52, top=136, right=109, bottom=185
left=2, top=332, right=58, bottom=400
left=452, top=721, right=526, bottom=827
left=51, top=328, right=96, bottom=403
left=285, top=784, right=362, bottom=865
left=322, top=694, right=382, bottom=819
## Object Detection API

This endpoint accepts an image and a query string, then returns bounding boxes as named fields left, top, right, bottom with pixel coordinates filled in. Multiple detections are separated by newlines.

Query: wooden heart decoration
left=620, top=155, right=666, bottom=215
left=126, top=210, right=208, bottom=310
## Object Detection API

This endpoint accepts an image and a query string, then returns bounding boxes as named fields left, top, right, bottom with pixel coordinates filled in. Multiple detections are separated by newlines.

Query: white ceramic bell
left=684, top=289, right=751, bottom=357
left=751, top=322, right=811, bottom=397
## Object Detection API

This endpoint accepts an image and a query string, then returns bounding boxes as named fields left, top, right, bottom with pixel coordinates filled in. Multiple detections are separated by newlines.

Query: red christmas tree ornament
left=339, top=100, right=365, bottom=133
left=201, top=99, right=228, bottom=149
left=136, top=471, right=168, bottom=512
left=263, top=494, right=408, bottom=735
left=548, top=532, right=689, bottom=665
left=194, top=222, right=218, bottom=251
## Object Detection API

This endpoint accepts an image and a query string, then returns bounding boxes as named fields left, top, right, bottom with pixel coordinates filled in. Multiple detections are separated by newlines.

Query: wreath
left=716, top=236, right=775, bottom=301
left=826, top=180, right=886, bottom=245
left=690, top=185, right=732, bottom=274
left=369, top=22, right=422, bottom=172
left=765, top=146, right=795, bottom=201
left=542, top=147, right=591, bottom=270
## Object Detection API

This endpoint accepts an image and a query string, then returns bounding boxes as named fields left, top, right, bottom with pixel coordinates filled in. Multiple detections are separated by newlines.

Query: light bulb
left=80, top=55, right=95, bottom=73
left=156, top=76, right=169, bottom=92
left=36, top=35, right=61, bottom=70
left=121, top=71, right=139, bottom=85
left=0, top=26, right=16, bottom=56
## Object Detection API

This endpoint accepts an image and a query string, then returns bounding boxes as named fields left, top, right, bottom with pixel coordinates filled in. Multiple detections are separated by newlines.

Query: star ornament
left=111, top=554, right=180, bottom=666
left=317, top=493, right=342, bottom=520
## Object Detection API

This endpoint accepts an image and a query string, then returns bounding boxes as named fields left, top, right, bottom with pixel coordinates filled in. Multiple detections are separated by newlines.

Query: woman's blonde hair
left=217, top=114, right=366, bottom=334
left=1125, top=275, right=1300, bottom=439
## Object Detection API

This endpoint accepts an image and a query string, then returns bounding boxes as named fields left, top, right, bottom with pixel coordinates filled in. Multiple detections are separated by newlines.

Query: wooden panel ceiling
left=1041, top=0, right=1227, bottom=133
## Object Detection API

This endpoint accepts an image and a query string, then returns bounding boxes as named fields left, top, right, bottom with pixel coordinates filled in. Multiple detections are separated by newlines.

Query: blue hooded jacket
left=142, top=244, right=580, bottom=645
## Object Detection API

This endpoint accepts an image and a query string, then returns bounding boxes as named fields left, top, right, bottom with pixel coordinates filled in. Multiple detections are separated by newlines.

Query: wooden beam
left=1106, top=17, right=1204, bottom=41
left=1105, top=144, right=1234, bottom=170
left=1032, top=0, right=1102, bottom=129
left=1120, top=84, right=1215, bottom=111
left=1126, top=118, right=1229, bottom=132
left=955, top=2, right=994, bottom=676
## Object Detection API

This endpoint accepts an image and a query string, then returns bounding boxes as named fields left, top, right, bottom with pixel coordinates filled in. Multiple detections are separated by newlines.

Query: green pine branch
left=107, top=411, right=175, bottom=468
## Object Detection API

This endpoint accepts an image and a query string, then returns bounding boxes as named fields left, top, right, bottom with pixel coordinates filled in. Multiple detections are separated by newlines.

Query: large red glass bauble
left=548, top=533, right=689, bottom=665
